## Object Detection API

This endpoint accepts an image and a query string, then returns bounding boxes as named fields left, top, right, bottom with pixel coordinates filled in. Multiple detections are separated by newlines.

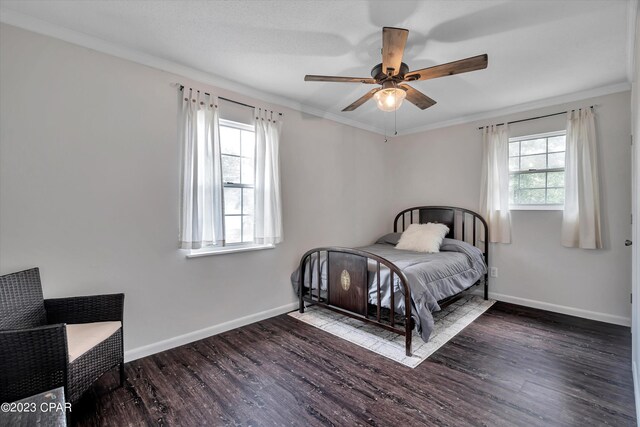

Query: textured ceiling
left=0, top=0, right=632, bottom=133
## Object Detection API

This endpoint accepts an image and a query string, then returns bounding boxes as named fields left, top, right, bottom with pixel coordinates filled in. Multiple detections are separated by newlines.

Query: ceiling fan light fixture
left=374, top=86, right=406, bottom=112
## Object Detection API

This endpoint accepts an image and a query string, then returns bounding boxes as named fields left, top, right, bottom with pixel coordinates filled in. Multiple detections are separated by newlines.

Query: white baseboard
left=475, top=290, right=631, bottom=326
left=124, top=301, right=299, bottom=362
left=634, top=361, right=640, bottom=427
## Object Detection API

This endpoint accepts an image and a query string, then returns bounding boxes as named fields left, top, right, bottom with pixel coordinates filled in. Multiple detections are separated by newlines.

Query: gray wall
left=389, top=91, right=632, bottom=324
left=0, top=24, right=392, bottom=358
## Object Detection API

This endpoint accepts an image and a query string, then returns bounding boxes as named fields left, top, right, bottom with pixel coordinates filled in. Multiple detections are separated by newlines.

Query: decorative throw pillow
left=375, top=232, right=403, bottom=245
left=395, top=223, right=450, bottom=253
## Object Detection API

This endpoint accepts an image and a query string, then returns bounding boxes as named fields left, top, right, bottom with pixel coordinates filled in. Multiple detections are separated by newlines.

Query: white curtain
left=254, top=109, right=283, bottom=245
left=480, top=124, right=512, bottom=243
left=561, top=108, right=602, bottom=249
left=178, top=89, right=225, bottom=249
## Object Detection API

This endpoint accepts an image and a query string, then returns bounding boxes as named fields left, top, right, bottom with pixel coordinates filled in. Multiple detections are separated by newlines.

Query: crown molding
left=0, top=8, right=386, bottom=135
left=398, top=81, right=631, bottom=136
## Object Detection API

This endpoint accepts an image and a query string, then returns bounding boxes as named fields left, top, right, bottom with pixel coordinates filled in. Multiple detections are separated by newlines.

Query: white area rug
left=288, top=294, right=495, bottom=368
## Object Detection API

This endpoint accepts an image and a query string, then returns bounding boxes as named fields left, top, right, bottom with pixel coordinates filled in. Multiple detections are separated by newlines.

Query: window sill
left=509, top=205, right=563, bottom=211
left=186, top=244, right=275, bottom=258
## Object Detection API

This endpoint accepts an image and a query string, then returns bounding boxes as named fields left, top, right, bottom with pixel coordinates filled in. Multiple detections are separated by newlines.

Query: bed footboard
left=298, top=247, right=413, bottom=356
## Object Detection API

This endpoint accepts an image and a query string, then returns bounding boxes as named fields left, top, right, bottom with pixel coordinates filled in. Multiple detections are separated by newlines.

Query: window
left=220, top=119, right=255, bottom=245
left=508, top=131, right=566, bottom=209
left=179, top=91, right=283, bottom=256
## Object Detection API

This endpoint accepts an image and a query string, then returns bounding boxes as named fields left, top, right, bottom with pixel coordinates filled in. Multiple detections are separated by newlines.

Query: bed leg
left=484, top=277, right=489, bottom=300
left=405, top=321, right=412, bottom=357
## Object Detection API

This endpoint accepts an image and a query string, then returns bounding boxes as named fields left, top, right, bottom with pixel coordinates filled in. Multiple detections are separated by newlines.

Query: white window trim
left=509, top=204, right=564, bottom=211
left=509, top=130, right=566, bottom=211
left=508, top=130, right=565, bottom=142
left=219, top=118, right=254, bottom=132
left=186, top=243, right=275, bottom=258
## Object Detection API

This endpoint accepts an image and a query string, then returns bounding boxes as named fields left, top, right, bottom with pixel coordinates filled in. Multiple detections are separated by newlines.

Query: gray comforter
left=291, top=234, right=487, bottom=342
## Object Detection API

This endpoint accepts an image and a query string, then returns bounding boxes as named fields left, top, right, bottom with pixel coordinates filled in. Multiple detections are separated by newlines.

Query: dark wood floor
left=73, top=302, right=636, bottom=426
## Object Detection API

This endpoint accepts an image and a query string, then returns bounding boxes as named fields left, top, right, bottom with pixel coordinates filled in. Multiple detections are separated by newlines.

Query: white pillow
left=395, top=223, right=450, bottom=253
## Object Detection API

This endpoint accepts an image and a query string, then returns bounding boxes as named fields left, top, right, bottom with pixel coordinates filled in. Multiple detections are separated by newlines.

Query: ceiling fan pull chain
left=394, top=102, right=398, bottom=136
left=384, top=108, right=388, bottom=143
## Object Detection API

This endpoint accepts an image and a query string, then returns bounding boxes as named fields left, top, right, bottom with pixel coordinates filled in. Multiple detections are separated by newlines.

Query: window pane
left=548, top=135, right=566, bottom=152
left=509, top=142, right=519, bottom=157
left=509, top=132, right=566, bottom=207
left=548, top=152, right=565, bottom=169
left=241, top=130, right=255, bottom=158
left=516, top=189, right=545, bottom=205
left=519, top=172, right=545, bottom=189
left=242, top=215, right=254, bottom=243
left=509, top=175, right=517, bottom=205
left=547, top=188, right=565, bottom=204
left=241, top=157, right=255, bottom=185
left=221, top=155, right=240, bottom=183
left=243, top=188, right=254, bottom=215
left=547, top=171, right=564, bottom=187
left=224, top=187, right=241, bottom=214
left=220, top=126, right=241, bottom=155
left=217, top=124, right=259, bottom=246
left=225, top=216, right=241, bottom=243
left=520, top=138, right=546, bottom=155
left=520, top=154, right=546, bottom=170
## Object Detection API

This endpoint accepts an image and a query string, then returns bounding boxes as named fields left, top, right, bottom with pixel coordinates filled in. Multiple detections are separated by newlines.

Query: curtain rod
left=477, top=105, right=594, bottom=130
left=179, top=85, right=283, bottom=116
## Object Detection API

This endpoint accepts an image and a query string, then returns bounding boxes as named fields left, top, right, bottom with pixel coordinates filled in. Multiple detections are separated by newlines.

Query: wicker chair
left=0, top=267, right=124, bottom=404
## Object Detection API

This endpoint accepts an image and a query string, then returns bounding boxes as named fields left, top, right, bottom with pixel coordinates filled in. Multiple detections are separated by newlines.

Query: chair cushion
left=66, top=321, right=122, bottom=363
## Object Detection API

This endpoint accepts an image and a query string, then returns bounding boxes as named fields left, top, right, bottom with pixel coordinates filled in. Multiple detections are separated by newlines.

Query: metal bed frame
left=298, top=206, right=489, bottom=356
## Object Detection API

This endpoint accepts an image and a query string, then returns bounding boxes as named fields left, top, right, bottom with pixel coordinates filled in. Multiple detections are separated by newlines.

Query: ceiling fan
left=304, top=27, right=488, bottom=113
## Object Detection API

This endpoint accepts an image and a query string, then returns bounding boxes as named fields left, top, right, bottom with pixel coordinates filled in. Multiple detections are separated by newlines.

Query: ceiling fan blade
left=342, top=88, right=381, bottom=112
left=400, top=84, right=437, bottom=110
left=305, top=75, right=377, bottom=84
left=382, top=27, right=409, bottom=76
left=405, top=54, right=488, bottom=81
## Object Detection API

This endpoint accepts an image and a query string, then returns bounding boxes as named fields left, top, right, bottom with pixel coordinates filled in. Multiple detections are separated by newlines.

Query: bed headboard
left=393, top=206, right=489, bottom=261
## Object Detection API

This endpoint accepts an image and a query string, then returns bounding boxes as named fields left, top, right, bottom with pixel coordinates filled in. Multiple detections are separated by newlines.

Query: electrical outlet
left=489, top=267, right=498, bottom=278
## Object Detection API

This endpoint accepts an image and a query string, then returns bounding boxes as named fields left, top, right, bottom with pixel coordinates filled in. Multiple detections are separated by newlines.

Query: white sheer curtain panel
left=254, top=109, right=283, bottom=245
left=561, top=108, right=602, bottom=249
left=178, top=89, right=225, bottom=249
left=480, top=124, right=512, bottom=243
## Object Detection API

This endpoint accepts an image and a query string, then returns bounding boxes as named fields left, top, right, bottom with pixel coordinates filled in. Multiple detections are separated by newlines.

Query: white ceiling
left=0, top=0, right=633, bottom=134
